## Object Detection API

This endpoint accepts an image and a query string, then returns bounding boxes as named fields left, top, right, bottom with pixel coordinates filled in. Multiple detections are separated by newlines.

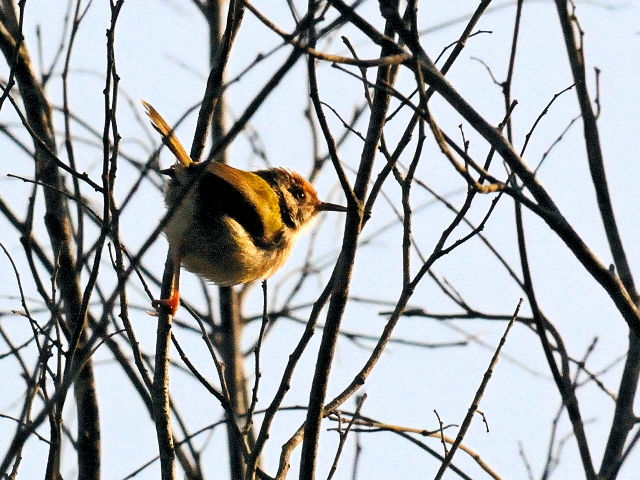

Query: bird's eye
left=291, top=187, right=306, bottom=201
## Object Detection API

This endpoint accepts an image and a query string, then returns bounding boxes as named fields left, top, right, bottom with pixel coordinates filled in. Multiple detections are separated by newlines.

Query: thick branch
left=0, top=9, right=101, bottom=479
left=298, top=5, right=398, bottom=477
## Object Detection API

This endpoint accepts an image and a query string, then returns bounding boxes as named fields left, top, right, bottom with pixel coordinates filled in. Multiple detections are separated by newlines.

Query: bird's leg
left=152, top=251, right=182, bottom=315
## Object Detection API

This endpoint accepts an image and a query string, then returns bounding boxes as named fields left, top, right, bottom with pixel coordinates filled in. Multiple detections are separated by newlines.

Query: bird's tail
left=142, top=100, right=193, bottom=168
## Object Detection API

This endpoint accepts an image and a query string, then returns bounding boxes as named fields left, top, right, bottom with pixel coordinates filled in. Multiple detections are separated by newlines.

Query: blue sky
left=0, top=1, right=639, bottom=478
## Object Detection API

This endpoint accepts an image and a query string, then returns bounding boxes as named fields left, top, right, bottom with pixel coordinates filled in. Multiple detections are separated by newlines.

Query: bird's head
left=255, top=168, right=347, bottom=232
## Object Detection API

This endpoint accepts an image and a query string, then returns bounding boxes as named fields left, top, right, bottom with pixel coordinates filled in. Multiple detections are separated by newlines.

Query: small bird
left=143, top=101, right=347, bottom=314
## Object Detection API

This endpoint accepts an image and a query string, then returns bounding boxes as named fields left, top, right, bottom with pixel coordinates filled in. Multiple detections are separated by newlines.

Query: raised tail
left=142, top=100, right=193, bottom=168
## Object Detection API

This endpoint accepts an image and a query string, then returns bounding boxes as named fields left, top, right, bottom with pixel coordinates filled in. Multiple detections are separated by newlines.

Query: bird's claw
left=151, top=290, right=180, bottom=316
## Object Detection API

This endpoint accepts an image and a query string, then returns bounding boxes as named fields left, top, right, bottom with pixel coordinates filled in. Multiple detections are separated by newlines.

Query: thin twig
left=434, top=299, right=522, bottom=479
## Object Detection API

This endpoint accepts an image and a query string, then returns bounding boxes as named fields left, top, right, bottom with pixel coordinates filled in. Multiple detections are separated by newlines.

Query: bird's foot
left=151, top=289, right=180, bottom=316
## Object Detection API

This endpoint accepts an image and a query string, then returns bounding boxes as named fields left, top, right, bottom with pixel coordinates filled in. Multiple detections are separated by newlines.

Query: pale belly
left=166, top=210, right=293, bottom=286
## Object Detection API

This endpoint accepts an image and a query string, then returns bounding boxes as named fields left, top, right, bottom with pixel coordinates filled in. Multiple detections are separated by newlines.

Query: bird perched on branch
left=143, top=101, right=347, bottom=314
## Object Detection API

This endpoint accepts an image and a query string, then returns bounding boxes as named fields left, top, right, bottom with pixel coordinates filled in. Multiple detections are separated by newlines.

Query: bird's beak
left=317, top=201, right=348, bottom=213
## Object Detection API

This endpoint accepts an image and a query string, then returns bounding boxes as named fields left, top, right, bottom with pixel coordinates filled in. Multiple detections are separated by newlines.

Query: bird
left=142, top=101, right=347, bottom=314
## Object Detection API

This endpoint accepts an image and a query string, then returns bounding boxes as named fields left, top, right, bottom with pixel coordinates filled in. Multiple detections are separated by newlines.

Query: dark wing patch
left=197, top=172, right=266, bottom=241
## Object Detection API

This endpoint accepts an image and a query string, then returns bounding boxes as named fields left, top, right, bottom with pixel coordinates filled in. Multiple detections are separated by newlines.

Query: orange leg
left=152, top=251, right=182, bottom=315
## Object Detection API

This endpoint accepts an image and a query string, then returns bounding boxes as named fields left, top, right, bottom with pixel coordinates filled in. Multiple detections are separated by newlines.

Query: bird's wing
left=199, top=162, right=283, bottom=243
left=142, top=101, right=193, bottom=168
